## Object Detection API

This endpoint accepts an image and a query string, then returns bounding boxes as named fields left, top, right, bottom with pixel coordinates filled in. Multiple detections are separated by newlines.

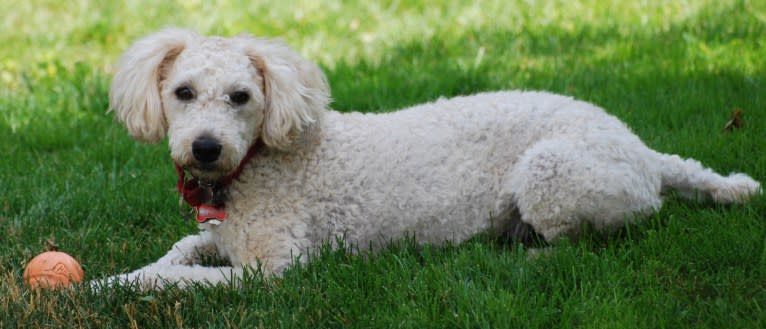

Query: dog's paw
left=89, top=272, right=159, bottom=292
left=88, top=274, right=127, bottom=292
left=155, top=250, right=193, bottom=266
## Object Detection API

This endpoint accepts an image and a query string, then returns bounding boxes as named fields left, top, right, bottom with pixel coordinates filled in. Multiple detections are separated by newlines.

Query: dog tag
left=195, top=204, right=226, bottom=225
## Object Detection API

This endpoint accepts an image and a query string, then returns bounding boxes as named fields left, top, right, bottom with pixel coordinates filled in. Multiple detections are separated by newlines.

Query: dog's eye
left=175, top=86, right=195, bottom=101
left=229, top=91, right=250, bottom=105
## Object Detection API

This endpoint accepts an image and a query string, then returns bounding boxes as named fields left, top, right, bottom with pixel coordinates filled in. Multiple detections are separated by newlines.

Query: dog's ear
left=109, top=28, right=196, bottom=143
left=238, top=35, right=330, bottom=150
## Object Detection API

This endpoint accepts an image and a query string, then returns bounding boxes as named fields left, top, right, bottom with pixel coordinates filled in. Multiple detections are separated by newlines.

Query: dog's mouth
left=181, top=138, right=235, bottom=181
left=178, top=138, right=263, bottom=184
left=186, top=163, right=231, bottom=181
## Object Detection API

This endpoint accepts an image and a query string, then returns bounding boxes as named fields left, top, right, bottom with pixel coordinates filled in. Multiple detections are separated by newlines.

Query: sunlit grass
left=2, top=0, right=763, bottom=78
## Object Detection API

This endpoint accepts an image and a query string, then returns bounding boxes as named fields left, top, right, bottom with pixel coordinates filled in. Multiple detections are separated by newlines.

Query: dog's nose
left=192, top=137, right=222, bottom=164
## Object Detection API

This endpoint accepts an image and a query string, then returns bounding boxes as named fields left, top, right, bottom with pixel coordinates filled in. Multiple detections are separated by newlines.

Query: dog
left=100, top=28, right=760, bottom=289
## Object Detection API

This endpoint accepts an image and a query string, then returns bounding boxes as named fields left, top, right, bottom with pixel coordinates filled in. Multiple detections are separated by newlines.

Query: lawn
left=1, top=0, right=765, bottom=328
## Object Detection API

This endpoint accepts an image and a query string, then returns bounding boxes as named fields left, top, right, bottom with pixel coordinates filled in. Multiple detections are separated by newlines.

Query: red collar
left=175, top=140, right=262, bottom=224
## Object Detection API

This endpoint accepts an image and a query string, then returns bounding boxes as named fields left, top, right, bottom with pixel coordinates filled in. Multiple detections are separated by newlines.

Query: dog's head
left=110, top=28, right=330, bottom=180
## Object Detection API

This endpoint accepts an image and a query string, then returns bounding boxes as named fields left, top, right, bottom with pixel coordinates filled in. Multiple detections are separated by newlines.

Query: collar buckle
left=174, top=140, right=263, bottom=225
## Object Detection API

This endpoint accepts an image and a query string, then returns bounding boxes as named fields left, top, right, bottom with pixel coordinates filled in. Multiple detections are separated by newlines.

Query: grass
left=1, top=0, right=766, bottom=327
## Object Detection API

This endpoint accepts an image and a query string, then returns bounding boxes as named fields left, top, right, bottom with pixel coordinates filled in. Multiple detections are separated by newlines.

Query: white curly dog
left=102, top=28, right=760, bottom=289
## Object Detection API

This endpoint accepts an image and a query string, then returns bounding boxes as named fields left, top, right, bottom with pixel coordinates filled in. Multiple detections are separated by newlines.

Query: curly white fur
left=98, top=28, right=761, bottom=289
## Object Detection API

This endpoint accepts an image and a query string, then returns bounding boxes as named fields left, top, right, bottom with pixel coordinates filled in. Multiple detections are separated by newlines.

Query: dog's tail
left=657, top=152, right=761, bottom=203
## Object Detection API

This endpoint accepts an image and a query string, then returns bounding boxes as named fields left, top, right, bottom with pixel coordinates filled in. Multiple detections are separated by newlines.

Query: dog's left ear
left=237, top=35, right=330, bottom=150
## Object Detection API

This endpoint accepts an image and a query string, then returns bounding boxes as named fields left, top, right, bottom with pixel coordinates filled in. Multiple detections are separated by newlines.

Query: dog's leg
left=154, top=231, right=219, bottom=266
left=95, top=264, right=244, bottom=290
left=218, top=208, right=314, bottom=277
left=505, top=138, right=663, bottom=241
left=92, top=231, right=235, bottom=290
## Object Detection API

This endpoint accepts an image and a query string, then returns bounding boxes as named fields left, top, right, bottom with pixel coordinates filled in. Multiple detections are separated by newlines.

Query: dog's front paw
left=89, top=272, right=159, bottom=292
left=88, top=274, right=125, bottom=292
left=155, top=249, right=193, bottom=266
left=153, top=234, right=218, bottom=266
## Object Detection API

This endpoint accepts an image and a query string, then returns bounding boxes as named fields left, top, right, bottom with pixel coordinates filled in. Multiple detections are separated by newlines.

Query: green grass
left=2, top=0, right=766, bottom=327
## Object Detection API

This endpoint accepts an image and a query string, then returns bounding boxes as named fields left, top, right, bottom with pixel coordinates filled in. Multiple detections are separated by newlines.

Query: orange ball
left=23, top=251, right=84, bottom=289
